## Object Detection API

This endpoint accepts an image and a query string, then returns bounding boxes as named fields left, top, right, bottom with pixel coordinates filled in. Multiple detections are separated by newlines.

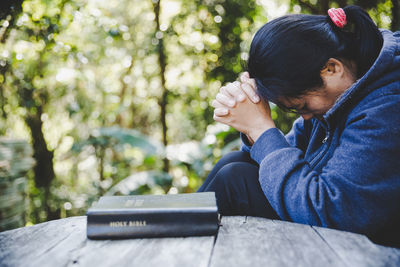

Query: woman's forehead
left=278, top=89, right=325, bottom=107
left=278, top=96, right=304, bottom=108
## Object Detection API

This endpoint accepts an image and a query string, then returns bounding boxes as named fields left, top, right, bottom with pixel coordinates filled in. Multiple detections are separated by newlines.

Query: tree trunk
left=115, top=56, right=134, bottom=127
left=0, top=0, right=23, bottom=41
left=0, top=68, right=8, bottom=122
left=296, top=0, right=319, bottom=14
left=320, top=0, right=330, bottom=13
left=24, top=106, right=56, bottom=220
left=97, top=146, right=105, bottom=195
left=152, top=0, right=169, bottom=173
left=392, top=0, right=400, bottom=32
left=0, top=3, right=24, bottom=122
left=337, top=0, right=348, bottom=9
left=25, top=109, right=55, bottom=188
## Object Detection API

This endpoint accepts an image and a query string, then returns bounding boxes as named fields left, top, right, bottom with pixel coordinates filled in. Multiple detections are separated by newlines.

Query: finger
left=219, top=86, right=231, bottom=98
left=248, top=78, right=256, bottom=89
left=213, top=112, right=228, bottom=123
left=216, top=93, right=236, bottom=107
left=220, top=85, right=238, bottom=100
left=240, top=73, right=257, bottom=90
left=211, top=99, right=232, bottom=110
left=211, top=99, right=225, bottom=109
left=240, top=72, right=250, bottom=82
left=241, top=82, right=260, bottom=103
left=238, top=75, right=255, bottom=99
left=214, top=108, right=229, bottom=117
left=226, top=81, right=246, bottom=102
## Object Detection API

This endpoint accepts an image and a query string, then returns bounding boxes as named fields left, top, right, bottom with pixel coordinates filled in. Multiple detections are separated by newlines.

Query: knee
left=211, top=162, right=260, bottom=215
left=222, top=151, right=249, bottom=159
left=218, top=151, right=254, bottom=166
left=215, top=162, right=258, bottom=187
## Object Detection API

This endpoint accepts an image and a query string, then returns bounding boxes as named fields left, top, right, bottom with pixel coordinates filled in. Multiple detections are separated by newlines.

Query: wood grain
left=1, top=216, right=400, bottom=267
left=210, top=216, right=345, bottom=267
left=313, top=225, right=400, bottom=267
left=0, top=216, right=215, bottom=267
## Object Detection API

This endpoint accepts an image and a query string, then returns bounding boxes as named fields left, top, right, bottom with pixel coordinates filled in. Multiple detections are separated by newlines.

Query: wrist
left=248, top=122, right=275, bottom=143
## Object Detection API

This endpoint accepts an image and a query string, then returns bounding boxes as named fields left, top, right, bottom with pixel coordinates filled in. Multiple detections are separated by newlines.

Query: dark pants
left=197, top=151, right=280, bottom=219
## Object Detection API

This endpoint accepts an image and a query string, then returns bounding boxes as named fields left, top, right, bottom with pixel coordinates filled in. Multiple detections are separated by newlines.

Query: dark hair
left=247, top=5, right=383, bottom=105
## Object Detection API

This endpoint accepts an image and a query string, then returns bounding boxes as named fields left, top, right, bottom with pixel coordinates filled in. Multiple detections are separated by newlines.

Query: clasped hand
left=211, top=72, right=276, bottom=144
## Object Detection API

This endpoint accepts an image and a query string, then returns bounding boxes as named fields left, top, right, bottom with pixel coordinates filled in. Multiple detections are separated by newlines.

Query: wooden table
left=1, top=216, right=399, bottom=266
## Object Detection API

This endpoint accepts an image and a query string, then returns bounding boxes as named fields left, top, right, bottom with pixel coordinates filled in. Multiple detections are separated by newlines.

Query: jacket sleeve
left=250, top=94, right=400, bottom=235
left=282, top=117, right=311, bottom=150
left=240, top=132, right=252, bottom=153
left=240, top=117, right=311, bottom=152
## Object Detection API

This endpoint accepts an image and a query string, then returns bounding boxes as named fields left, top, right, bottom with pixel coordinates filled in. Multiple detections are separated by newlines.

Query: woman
left=197, top=6, right=400, bottom=247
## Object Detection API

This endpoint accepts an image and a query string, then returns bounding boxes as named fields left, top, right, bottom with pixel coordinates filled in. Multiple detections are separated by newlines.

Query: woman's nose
left=301, top=114, right=313, bottom=120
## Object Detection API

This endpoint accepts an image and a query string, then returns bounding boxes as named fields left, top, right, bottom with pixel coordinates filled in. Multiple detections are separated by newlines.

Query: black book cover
left=86, top=192, right=220, bottom=239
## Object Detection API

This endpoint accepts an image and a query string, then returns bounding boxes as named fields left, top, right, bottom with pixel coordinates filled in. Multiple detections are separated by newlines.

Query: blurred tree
left=290, top=0, right=395, bottom=29
left=0, top=0, right=24, bottom=125
left=152, top=0, right=169, bottom=172
left=0, top=0, right=396, bottom=226
left=166, top=0, right=263, bottom=146
left=0, top=0, right=24, bottom=41
left=1, top=0, right=74, bottom=221
left=291, top=0, right=383, bottom=14
left=392, top=0, right=399, bottom=31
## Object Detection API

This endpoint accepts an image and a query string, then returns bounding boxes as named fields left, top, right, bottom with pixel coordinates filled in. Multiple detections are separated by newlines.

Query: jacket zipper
left=309, top=123, right=331, bottom=168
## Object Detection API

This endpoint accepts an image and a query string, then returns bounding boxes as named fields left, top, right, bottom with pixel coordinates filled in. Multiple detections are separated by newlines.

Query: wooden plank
left=0, top=216, right=216, bottom=267
left=210, top=216, right=346, bottom=267
left=0, top=216, right=87, bottom=267
left=68, top=234, right=214, bottom=267
left=3, top=215, right=399, bottom=267
left=313, top=226, right=400, bottom=267
left=269, top=219, right=346, bottom=266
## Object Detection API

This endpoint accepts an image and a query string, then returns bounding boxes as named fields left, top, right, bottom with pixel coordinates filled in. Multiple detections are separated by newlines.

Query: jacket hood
left=324, top=29, right=400, bottom=121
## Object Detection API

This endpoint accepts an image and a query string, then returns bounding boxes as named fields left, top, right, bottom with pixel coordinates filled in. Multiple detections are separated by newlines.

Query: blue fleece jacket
left=241, top=30, right=400, bottom=247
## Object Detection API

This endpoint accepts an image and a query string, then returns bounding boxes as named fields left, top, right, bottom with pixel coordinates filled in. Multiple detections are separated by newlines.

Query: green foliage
left=0, top=0, right=395, bottom=226
left=71, top=127, right=162, bottom=156
left=106, top=171, right=173, bottom=196
left=289, top=0, right=394, bottom=29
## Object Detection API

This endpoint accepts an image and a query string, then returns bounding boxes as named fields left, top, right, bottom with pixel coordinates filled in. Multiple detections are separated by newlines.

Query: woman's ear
left=319, top=58, right=356, bottom=94
left=320, top=58, right=345, bottom=78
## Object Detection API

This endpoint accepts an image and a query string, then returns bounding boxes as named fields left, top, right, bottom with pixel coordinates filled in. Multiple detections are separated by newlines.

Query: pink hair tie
left=328, top=8, right=347, bottom=28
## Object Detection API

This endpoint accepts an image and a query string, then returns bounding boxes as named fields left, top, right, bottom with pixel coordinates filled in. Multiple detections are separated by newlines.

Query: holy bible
left=86, top=192, right=219, bottom=239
